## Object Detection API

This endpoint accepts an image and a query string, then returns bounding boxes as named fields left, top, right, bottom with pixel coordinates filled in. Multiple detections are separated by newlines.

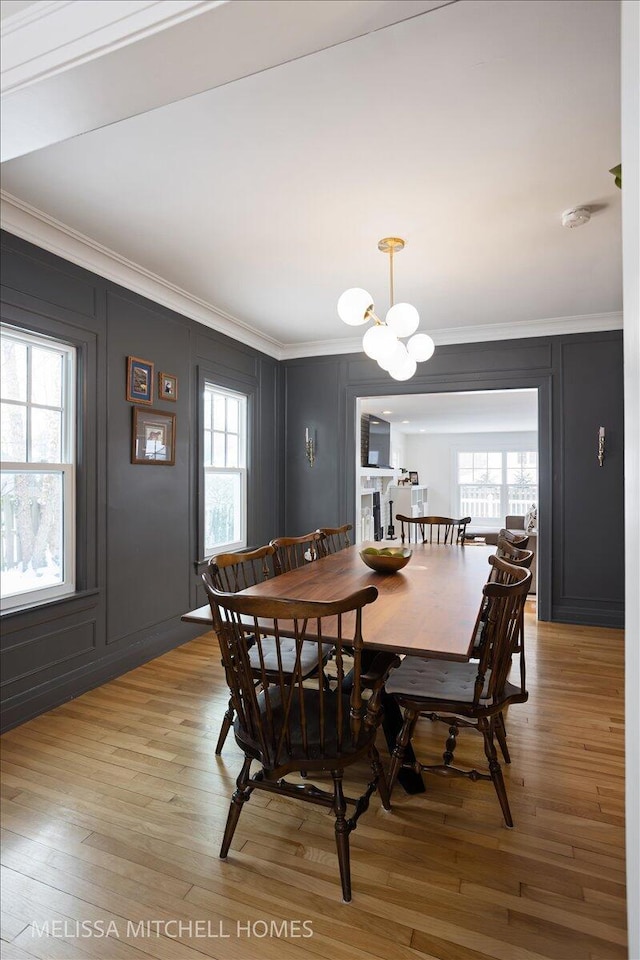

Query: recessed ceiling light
left=401, top=420, right=409, bottom=424
left=419, top=429, right=425, bottom=433
left=382, top=410, right=392, bottom=415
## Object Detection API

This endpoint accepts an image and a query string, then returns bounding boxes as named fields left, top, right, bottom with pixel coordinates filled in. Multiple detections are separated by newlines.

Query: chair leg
left=388, top=707, right=419, bottom=793
left=215, top=696, right=235, bottom=755
left=220, top=756, right=253, bottom=858
left=480, top=717, right=513, bottom=827
left=332, top=772, right=352, bottom=902
left=442, top=720, right=459, bottom=765
left=494, top=712, right=511, bottom=764
left=369, top=744, right=391, bottom=811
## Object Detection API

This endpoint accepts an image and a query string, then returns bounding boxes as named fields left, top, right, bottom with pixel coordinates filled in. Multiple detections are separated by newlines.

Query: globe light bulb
left=407, top=332, right=435, bottom=362
left=388, top=352, right=417, bottom=381
left=337, top=288, right=374, bottom=326
left=362, top=324, right=397, bottom=360
left=385, top=302, right=420, bottom=338
left=377, top=338, right=405, bottom=371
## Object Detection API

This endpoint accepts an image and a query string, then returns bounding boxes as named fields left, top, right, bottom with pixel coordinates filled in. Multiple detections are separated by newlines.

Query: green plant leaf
left=609, top=163, right=622, bottom=189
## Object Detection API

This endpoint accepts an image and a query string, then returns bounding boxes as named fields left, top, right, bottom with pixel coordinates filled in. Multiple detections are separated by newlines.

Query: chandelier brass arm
left=337, top=237, right=435, bottom=381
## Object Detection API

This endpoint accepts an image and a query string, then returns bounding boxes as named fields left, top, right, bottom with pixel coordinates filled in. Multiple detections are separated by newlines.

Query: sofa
left=470, top=515, right=537, bottom=594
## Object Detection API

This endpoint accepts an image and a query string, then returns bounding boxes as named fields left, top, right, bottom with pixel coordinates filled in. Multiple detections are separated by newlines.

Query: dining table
left=182, top=541, right=495, bottom=661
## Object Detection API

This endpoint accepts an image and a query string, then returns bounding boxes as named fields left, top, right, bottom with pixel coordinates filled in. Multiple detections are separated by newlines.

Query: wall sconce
left=598, top=426, right=605, bottom=467
left=305, top=427, right=315, bottom=467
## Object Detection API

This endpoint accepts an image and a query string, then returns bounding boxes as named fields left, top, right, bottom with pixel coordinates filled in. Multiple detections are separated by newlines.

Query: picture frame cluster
left=126, top=356, right=177, bottom=465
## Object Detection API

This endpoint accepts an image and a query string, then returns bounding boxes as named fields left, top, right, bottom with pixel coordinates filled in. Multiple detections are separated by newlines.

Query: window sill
left=0, top=588, right=100, bottom=620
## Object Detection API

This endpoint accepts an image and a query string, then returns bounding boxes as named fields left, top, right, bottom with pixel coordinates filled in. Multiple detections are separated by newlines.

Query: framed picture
left=158, top=371, right=177, bottom=402
left=126, top=356, right=154, bottom=404
left=131, top=407, right=176, bottom=465
left=409, top=471, right=419, bottom=485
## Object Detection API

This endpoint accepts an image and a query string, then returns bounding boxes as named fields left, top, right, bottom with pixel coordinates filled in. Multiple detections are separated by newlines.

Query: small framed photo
left=132, top=407, right=176, bottom=465
left=126, top=356, right=154, bottom=404
left=158, top=371, right=177, bottom=402
left=409, top=471, right=419, bottom=485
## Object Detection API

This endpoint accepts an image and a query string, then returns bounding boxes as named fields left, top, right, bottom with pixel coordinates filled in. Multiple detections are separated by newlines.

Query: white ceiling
left=0, top=0, right=622, bottom=360
left=360, top=389, right=538, bottom=433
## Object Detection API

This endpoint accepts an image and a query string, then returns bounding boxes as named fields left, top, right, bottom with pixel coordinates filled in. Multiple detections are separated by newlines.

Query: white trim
left=0, top=324, right=76, bottom=610
left=1, top=1, right=69, bottom=36
left=622, top=2, right=640, bottom=956
left=203, top=466, right=246, bottom=556
left=452, top=447, right=538, bottom=526
left=1, top=1, right=226, bottom=95
left=202, top=383, right=247, bottom=555
left=1, top=191, right=624, bottom=362
left=0, top=461, right=76, bottom=611
left=1, top=191, right=284, bottom=359
left=281, top=313, right=624, bottom=359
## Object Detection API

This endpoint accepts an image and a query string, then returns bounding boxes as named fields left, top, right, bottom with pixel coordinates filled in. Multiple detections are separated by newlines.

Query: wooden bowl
left=359, top=547, right=412, bottom=573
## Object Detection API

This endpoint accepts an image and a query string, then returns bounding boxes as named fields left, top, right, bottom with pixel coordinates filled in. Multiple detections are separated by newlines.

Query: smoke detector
left=562, top=206, right=591, bottom=228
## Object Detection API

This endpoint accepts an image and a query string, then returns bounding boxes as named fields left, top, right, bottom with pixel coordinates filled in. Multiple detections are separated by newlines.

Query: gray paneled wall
left=0, top=231, right=284, bottom=730
left=0, top=230, right=624, bottom=731
left=283, top=333, right=624, bottom=628
left=553, top=338, right=624, bottom=623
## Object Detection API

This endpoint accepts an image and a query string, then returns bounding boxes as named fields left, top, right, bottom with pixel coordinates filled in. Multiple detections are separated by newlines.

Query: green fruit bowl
left=359, top=546, right=412, bottom=573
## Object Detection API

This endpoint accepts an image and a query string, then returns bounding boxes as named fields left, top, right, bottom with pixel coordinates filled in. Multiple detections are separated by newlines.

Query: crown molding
left=280, top=312, right=623, bottom=359
left=1, top=1, right=224, bottom=95
left=0, top=191, right=285, bottom=359
left=1, top=192, right=623, bottom=363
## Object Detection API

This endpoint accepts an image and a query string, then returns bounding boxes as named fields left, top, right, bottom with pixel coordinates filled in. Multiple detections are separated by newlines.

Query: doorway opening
left=356, top=388, right=539, bottom=604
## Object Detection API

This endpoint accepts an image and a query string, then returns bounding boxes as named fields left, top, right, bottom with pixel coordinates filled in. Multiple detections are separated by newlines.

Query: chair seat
left=385, top=656, right=522, bottom=705
left=234, top=687, right=377, bottom=766
left=248, top=638, right=332, bottom=676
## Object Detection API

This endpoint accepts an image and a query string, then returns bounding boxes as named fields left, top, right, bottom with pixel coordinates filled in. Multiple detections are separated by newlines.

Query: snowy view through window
left=1, top=325, right=75, bottom=608
left=203, top=384, right=247, bottom=554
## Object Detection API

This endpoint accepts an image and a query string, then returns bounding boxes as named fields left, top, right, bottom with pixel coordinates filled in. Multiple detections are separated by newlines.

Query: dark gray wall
left=0, top=231, right=284, bottom=730
left=0, top=230, right=624, bottom=731
left=283, top=333, right=624, bottom=628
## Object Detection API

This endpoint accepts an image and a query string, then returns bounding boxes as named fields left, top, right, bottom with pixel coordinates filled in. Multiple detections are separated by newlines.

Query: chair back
left=317, top=523, right=352, bottom=554
left=201, top=578, right=378, bottom=769
left=498, top=527, right=530, bottom=549
left=270, top=531, right=327, bottom=574
left=495, top=538, right=534, bottom=569
left=472, top=557, right=531, bottom=704
left=396, top=515, right=471, bottom=545
left=208, top=544, right=277, bottom=593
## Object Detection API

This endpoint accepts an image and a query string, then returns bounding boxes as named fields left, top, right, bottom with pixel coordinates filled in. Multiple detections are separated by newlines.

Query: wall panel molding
left=0, top=228, right=284, bottom=730
left=284, top=331, right=624, bottom=628
left=1, top=620, right=96, bottom=687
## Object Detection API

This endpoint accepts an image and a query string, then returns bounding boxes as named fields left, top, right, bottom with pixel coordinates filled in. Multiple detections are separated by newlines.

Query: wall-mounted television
left=361, top=414, right=391, bottom=468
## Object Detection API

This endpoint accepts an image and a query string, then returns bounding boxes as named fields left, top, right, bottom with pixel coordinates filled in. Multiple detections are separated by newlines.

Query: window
left=203, top=383, right=247, bottom=555
left=457, top=450, right=537, bottom=522
left=1, top=325, right=76, bottom=610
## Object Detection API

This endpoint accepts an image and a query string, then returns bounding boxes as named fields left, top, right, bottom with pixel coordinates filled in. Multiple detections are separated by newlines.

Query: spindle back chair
left=201, top=580, right=391, bottom=901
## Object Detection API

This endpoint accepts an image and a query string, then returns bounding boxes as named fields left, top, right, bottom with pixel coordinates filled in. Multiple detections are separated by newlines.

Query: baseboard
left=550, top=603, right=624, bottom=629
left=0, top=619, right=204, bottom=732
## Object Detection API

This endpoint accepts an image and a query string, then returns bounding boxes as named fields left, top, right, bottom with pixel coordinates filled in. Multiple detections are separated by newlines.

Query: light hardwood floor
left=0, top=604, right=626, bottom=960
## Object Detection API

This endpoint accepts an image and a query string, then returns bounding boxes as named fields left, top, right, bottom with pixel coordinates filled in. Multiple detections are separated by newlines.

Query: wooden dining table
left=182, top=541, right=495, bottom=661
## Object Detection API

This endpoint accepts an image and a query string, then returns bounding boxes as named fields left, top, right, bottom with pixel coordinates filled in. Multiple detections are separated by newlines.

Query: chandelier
left=337, top=237, right=435, bottom=381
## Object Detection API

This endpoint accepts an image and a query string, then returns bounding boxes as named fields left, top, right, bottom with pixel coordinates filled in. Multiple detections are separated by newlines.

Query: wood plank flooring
left=0, top=605, right=626, bottom=960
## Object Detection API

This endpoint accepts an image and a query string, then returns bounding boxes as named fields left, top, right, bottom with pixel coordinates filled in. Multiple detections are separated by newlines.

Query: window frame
left=454, top=446, right=538, bottom=525
left=1, top=323, right=77, bottom=611
left=202, top=380, right=248, bottom=557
